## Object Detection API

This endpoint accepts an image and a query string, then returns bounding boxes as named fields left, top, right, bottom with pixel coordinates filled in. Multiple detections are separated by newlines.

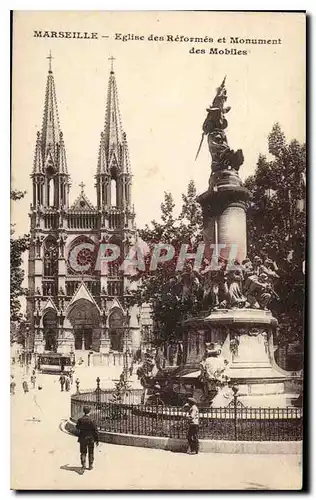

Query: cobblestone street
left=10, top=367, right=302, bottom=490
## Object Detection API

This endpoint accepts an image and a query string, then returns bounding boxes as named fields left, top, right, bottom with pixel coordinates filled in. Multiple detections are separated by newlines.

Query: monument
left=154, top=78, right=301, bottom=408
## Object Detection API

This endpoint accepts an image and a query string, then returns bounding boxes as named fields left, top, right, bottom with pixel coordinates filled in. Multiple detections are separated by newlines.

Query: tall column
left=198, top=170, right=249, bottom=263
left=33, top=311, right=44, bottom=353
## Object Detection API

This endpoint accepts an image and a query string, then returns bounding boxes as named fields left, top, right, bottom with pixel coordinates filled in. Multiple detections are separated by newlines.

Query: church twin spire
left=33, top=51, right=68, bottom=176
left=32, top=53, right=131, bottom=211
left=97, top=57, right=131, bottom=176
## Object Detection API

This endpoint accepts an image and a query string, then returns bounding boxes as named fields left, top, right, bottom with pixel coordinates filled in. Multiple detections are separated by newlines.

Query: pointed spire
left=41, top=52, right=60, bottom=162
left=33, top=131, right=43, bottom=174
left=33, top=52, right=68, bottom=175
left=97, top=59, right=131, bottom=175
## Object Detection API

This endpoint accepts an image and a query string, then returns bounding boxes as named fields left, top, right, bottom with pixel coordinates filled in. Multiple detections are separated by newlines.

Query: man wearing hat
left=76, top=406, right=99, bottom=473
left=184, top=397, right=200, bottom=454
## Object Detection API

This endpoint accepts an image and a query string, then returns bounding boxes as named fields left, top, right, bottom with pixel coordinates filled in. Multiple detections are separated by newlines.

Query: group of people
left=10, top=367, right=76, bottom=395
left=59, top=370, right=74, bottom=392
left=10, top=369, right=42, bottom=395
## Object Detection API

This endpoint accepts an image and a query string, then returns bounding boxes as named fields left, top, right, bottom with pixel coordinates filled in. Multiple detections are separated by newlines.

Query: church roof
left=96, top=63, right=131, bottom=176
left=33, top=52, right=69, bottom=176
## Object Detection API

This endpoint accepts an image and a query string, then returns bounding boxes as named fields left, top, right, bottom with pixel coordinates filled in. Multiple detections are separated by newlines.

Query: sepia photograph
left=10, top=10, right=306, bottom=490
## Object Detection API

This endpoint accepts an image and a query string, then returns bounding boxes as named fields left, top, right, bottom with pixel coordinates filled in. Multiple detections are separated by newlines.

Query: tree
left=130, top=181, right=203, bottom=345
left=10, top=190, right=29, bottom=324
left=244, top=123, right=306, bottom=346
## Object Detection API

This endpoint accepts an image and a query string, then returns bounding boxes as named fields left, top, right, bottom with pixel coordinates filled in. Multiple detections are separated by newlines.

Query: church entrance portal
left=74, top=328, right=93, bottom=350
left=68, top=299, right=100, bottom=351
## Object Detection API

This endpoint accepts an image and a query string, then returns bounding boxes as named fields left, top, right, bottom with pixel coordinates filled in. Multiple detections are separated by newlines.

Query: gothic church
left=27, top=55, right=149, bottom=357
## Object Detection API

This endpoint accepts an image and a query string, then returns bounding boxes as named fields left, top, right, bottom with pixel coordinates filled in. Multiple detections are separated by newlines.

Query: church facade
left=27, top=56, right=149, bottom=356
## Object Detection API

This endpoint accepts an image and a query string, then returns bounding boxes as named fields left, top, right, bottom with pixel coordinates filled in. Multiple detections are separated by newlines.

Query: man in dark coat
left=76, top=406, right=99, bottom=473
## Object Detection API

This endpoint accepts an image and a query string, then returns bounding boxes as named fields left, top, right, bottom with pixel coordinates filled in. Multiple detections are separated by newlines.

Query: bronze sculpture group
left=179, top=256, right=279, bottom=312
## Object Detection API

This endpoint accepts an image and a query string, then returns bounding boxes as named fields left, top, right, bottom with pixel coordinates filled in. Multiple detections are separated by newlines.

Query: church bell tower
left=27, top=54, right=142, bottom=358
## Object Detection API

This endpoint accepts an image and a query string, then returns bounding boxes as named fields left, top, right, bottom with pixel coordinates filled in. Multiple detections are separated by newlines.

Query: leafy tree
left=244, top=123, right=306, bottom=346
left=131, top=181, right=203, bottom=345
left=10, top=190, right=29, bottom=324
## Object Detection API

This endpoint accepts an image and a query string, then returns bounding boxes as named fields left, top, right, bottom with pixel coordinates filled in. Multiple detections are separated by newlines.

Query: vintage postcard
left=11, top=11, right=306, bottom=490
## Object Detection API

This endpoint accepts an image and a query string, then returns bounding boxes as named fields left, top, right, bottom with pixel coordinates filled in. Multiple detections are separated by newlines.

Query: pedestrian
left=59, top=372, right=66, bottom=391
left=10, top=375, right=16, bottom=395
left=69, top=369, right=74, bottom=385
left=65, top=374, right=71, bottom=392
left=76, top=405, right=99, bottom=474
left=184, top=397, right=200, bottom=454
left=30, top=370, right=36, bottom=389
left=22, top=378, right=29, bottom=394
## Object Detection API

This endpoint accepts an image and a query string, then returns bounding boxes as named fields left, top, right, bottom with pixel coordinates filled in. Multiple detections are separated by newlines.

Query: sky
left=11, top=11, right=305, bottom=292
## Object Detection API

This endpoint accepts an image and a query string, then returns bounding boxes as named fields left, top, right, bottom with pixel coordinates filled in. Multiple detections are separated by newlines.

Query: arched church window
left=48, top=178, right=54, bottom=207
left=111, top=179, right=117, bottom=207
left=43, top=309, right=58, bottom=352
left=109, top=308, right=124, bottom=352
left=125, top=182, right=128, bottom=204
left=43, top=237, right=58, bottom=278
left=108, top=236, right=121, bottom=277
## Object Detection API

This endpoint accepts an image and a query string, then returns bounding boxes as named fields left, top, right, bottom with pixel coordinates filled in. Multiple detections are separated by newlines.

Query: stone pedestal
left=99, top=338, right=111, bottom=354
left=197, top=169, right=249, bottom=262
left=182, top=308, right=301, bottom=408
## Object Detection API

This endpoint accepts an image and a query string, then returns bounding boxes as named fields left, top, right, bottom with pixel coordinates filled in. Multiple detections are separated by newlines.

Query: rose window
left=76, top=247, right=92, bottom=267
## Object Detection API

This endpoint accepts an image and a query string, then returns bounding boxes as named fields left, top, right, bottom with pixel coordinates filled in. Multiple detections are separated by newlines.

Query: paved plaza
left=11, top=366, right=302, bottom=490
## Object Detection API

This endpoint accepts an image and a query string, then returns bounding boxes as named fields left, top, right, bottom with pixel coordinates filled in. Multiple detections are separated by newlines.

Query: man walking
left=76, top=406, right=99, bottom=474
left=59, top=372, right=66, bottom=391
left=185, top=397, right=200, bottom=454
left=30, top=370, right=36, bottom=389
left=10, top=375, right=16, bottom=395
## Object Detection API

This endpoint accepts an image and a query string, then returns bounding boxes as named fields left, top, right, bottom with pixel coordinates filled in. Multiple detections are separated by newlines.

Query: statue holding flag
left=195, top=77, right=244, bottom=175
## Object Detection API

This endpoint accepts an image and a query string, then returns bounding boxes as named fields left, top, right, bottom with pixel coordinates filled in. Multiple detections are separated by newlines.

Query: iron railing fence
left=71, top=387, right=144, bottom=406
left=70, top=392, right=303, bottom=442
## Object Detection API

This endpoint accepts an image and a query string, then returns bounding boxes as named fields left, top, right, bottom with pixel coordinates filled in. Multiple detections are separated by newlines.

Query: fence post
left=75, top=378, right=80, bottom=394
left=232, top=385, right=239, bottom=441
